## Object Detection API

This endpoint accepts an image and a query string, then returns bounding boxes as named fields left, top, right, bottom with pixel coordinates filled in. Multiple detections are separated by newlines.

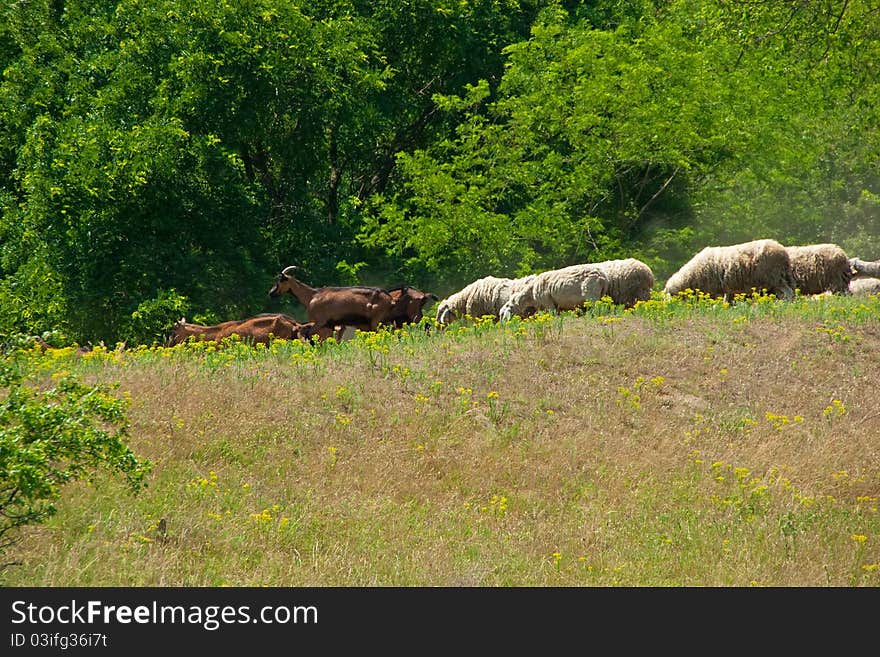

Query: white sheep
left=785, top=244, right=852, bottom=295
left=849, top=258, right=880, bottom=279
left=591, top=258, right=655, bottom=308
left=499, top=264, right=609, bottom=320
left=663, top=238, right=795, bottom=302
left=849, top=277, right=880, bottom=296
left=435, top=275, right=536, bottom=325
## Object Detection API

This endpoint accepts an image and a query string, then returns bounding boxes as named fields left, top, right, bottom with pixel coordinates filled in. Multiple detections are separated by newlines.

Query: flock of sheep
left=433, top=239, right=880, bottom=326
left=435, top=258, right=656, bottom=324
left=168, top=238, right=879, bottom=346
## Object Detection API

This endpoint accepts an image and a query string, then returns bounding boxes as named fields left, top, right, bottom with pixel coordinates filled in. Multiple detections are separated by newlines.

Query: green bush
left=0, top=364, right=150, bottom=563
left=120, top=289, right=190, bottom=347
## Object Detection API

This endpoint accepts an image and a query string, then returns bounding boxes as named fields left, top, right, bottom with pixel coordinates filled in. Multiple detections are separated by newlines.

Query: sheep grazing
left=167, top=314, right=327, bottom=346
left=785, top=244, right=853, bottom=295
left=499, top=264, right=609, bottom=320
left=849, top=277, right=880, bottom=296
left=849, top=258, right=880, bottom=279
left=385, top=285, right=439, bottom=329
left=848, top=258, right=880, bottom=298
left=435, top=275, right=536, bottom=325
left=591, top=258, right=655, bottom=308
left=269, top=265, right=398, bottom=340
left=663, top=238, right=796, bottom=302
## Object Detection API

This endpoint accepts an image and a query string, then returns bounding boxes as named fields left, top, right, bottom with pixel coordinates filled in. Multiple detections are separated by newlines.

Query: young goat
left=167, top=313, right=327, bottom=346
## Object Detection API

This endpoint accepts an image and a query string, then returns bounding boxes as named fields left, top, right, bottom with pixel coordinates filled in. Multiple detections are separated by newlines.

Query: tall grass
left=2, top=292, right=879, bottom=586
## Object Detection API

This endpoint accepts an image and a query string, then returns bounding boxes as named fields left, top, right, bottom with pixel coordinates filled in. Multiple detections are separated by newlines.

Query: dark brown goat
left=268, top=266, right=400, bottom=340
left=386, top=285, right=439, bottom=328
left=167, top=313, right=328, bottom=346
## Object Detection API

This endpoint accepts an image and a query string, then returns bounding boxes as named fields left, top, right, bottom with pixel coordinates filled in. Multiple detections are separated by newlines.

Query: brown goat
left=167, top=314, right=328, bottom=346
left=268, top=266, right=399, bottom=340
left=386, top=285, right=439, bottom=329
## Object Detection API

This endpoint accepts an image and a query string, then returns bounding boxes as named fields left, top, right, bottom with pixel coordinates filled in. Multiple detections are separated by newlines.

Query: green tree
left=0, top=0, right=546, bottom=341
left=689, top=0, right=880, bottom=259
left=360, top=4, right=746, bottom=283
left=360, top=0, right=880, bottom=287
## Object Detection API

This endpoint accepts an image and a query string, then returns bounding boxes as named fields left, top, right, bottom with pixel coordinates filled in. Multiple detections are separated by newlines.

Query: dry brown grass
left=3, top=308, right=879, bottom=586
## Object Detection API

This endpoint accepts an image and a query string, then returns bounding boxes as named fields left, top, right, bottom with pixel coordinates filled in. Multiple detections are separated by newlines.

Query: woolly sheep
left=785, top=244, right=852, bottom=295
left=591, top=258, right=655, bottom=308
left=499, top=264, right=609, bottom=320
left=663, top=238, right=795, bottom=302
left=435, top=275, right=536, bottom=325
left=849, top=277, right=880, bottom=296
left=849, top=258, right=880, bottom=279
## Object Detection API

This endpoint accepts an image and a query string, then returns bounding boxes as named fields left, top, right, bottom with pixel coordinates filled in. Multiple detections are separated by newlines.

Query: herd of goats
left=166, top=238, right=880, bottom=348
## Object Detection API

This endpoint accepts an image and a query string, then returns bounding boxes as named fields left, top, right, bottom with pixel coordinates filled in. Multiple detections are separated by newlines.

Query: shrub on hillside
left=120, top=289, right=190, bottom=346
left=0, top=364, right=150, bottom=565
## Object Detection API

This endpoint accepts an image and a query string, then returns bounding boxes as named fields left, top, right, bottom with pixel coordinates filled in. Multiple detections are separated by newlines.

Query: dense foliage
left=1, top=0, right=878, bottom=344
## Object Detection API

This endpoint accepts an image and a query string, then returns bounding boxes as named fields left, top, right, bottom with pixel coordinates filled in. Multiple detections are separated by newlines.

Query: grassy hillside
left=2, top=293, right=879, bottom=586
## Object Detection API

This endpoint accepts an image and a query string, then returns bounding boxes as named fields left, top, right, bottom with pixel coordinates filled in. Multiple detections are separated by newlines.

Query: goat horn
left=281, top=265, right=299, bottom=276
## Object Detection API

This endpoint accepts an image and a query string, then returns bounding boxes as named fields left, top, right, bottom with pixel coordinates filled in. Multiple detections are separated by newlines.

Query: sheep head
left=436, top=301, right=456, bottom=325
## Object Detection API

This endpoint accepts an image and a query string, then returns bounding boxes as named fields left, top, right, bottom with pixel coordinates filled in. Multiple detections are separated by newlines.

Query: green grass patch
left=2, top=293, right=879, bottom=585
